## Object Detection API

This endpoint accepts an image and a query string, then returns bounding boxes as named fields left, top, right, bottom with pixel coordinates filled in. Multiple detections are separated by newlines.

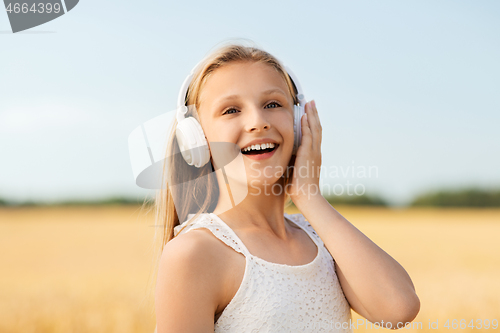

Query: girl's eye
left=222, top=108, right=239, bottom=115
left=222, top=101, right=281, bottom=115
left=265, top=101, right=281, bottom=109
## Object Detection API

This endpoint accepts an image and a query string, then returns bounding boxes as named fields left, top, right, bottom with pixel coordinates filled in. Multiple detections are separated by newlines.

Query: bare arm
left=155, top=230, right=222, bottom=333
left=289, top=101, right=419, bottom=327
left=296, top=195, right=420, bottom=328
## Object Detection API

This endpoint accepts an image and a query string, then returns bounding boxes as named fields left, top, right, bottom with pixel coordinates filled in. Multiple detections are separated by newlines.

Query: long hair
left=151, top=41, right=300, bottom=272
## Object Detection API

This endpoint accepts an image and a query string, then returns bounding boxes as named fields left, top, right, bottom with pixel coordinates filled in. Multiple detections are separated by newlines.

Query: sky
left=1, top=0, right=499, bottom=206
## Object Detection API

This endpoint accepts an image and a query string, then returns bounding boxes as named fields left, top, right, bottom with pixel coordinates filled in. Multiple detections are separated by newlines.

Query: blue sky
left=1, top=0, right=499, bottom=205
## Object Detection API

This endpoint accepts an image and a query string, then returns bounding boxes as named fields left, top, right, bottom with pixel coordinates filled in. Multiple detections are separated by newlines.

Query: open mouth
left=241, top=144, right=279, bottom=155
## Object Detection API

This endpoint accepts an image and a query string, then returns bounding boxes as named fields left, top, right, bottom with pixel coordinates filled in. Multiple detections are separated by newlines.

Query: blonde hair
left=152, top=41, right=299, bottom=270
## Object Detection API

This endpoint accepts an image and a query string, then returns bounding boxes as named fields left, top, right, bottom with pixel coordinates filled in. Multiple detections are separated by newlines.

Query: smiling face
left=197, top=61, right=295, bottom=187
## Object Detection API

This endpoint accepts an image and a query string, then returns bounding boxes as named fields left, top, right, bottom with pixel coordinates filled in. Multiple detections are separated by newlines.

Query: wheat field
left=1, top=205, right=499, bottom=332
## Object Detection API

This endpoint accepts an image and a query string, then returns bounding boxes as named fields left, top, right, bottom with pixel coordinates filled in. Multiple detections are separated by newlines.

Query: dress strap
left=174, top=213, right=250, bottom=257
left=174, top=213, right=324, bottom=258
left=284, top=213, right=325, bottom=248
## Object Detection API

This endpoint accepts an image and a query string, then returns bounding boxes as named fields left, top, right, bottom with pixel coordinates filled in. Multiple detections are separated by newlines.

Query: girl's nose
left=245, top=107, right=270, bottom=133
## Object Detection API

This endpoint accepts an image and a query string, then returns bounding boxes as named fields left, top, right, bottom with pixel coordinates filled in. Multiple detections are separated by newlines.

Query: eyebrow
left=216, top=88, right=287, bottom=104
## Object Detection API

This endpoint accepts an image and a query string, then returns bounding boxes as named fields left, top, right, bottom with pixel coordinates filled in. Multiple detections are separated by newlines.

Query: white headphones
left=127, top=59, right=307, bottom=189
left=176, top=62, right=307, bottom=168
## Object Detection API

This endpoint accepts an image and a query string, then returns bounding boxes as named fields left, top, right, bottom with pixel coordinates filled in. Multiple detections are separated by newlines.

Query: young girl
left=154, top=42, right=420, bottom=332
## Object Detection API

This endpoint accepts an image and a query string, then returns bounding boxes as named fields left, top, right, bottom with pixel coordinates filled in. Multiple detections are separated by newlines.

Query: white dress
left=172, top=212, right=353, bottom=333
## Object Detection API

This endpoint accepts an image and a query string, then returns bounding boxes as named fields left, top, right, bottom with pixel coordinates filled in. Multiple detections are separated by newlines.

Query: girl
left=154, top=42, right=420, bottom=332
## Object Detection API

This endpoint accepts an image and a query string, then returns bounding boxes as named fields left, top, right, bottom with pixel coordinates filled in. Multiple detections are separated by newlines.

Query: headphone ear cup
left=293, top=104, right=305, bottom=154
left=176, top=117, right=210, bottom=168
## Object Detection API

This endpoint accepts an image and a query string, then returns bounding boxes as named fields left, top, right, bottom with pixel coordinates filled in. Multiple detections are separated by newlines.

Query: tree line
left=1, top=188, right=500, bottom=207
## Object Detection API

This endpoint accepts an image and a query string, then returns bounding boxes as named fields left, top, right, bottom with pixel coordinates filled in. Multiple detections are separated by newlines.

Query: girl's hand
left=287, top=100, right=323, bottom=206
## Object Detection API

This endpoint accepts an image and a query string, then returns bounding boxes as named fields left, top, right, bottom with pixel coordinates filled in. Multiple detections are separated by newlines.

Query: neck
left=213, top=172, right=291, bottom=240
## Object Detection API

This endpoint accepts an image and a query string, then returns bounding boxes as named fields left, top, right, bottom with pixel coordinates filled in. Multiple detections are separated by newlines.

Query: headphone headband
left=284, top=66, right=306, bottom=107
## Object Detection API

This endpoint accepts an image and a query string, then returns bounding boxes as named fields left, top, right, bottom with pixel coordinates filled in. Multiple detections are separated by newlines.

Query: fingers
left=301, top=109, right=311, bottom=147
left=308, top=101, right=322, bottom=136
left=311, top=100, right=322, bottom=133
left=302, top=100, right=322, bottom=149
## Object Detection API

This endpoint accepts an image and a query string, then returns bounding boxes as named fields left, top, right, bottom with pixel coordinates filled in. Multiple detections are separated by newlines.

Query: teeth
left=242, top=143, right=276, bottom=152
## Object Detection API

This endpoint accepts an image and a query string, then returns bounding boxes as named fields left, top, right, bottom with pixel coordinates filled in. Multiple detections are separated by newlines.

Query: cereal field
left=1, top=205, right=499, bottom=332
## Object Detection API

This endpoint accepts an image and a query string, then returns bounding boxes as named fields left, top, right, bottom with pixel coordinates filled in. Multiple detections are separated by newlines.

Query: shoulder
left=158, top=227, right=229, bottom=288
left=169, top=213, right=238, bottom=266
left=162, top=227, right=219, bottom=266
left=155, top=228, right=230, bottom=332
